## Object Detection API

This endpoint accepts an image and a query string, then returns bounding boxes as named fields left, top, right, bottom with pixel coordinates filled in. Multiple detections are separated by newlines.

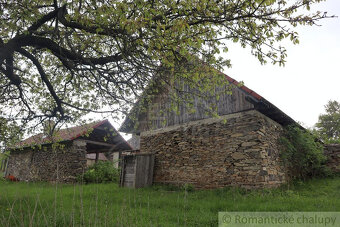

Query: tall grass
left=1, top=177, right=340, bottom=226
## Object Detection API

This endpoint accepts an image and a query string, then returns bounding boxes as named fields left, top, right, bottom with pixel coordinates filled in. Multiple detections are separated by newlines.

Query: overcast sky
left=223, top=0, right=340, bottom=128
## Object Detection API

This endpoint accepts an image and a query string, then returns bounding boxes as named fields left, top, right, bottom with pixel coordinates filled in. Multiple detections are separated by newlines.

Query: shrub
left=280, top=125, right=331, bottom=180
left=79, top=161, right=120, bottom=184
left=182, top=183, right=195, bottom=192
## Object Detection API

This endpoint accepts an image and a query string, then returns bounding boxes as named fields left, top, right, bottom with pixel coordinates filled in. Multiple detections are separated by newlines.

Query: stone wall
left=140, top=110, right=286, bottom=189
left=6, top=139, right=87, bottom=182
left=324, top=144, right=340, bottom=173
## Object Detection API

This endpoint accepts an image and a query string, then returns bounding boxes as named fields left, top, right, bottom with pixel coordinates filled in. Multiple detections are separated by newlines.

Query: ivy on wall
left=280, top=126, right=331, bottom=180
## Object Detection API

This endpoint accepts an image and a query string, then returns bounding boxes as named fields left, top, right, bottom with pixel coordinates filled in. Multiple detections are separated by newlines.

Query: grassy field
left=1, top=177, right=340, bottom=226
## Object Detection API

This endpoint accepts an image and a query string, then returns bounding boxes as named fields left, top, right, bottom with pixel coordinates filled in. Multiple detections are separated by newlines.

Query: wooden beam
left=86, top=148, right=123, bottom=153
left=87, top=148, right=111, bottom=153
left=82, top=139, right=115, bottom=147
left=95, top=151, right=99, bottom=163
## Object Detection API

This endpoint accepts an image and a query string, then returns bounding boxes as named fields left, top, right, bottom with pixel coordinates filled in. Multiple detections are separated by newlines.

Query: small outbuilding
left=5, top=119, right=131, bottom=182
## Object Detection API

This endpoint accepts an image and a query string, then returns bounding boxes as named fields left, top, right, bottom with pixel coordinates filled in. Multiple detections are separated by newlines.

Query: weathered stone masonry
left=140, top=110, right=287, bottom=189
left=7, top=140, right=87, bottom=182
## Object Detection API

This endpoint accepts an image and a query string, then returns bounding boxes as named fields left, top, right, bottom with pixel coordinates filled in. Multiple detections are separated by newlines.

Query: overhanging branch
left=17, top=48, right=65, bottom=117
left=27, top=5, right=63, bottom=33
left=10, top=35, right=123, bottom=65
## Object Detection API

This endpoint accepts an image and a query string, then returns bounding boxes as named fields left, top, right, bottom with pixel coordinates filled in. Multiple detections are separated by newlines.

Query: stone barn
left=6, top=119, right=131, bottom=182
left=119, top=74, right=299, bottom=189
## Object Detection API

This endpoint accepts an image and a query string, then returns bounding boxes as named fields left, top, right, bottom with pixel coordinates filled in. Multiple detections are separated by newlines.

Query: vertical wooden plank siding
left=121, top=154, right=155, bottom=188
left=148, top=155, right=155, bottom=186
left=121, top=156, right=136, bottom=188
left=137, top=85, right=254, bottom=132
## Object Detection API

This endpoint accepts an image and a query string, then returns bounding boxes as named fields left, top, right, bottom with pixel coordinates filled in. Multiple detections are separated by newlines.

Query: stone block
left=241, top=142, right=258, bottom=147
left=231, top=133, right=243, bottom=138
left=232, top=152, right=246, bottom=160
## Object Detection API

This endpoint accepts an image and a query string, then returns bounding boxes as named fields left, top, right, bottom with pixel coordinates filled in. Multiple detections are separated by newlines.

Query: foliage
left=1, top=177, right=340, bottom=225
left=0, top=117, right=20, bottom=177
left=0, top=117, right=22, bottom=152
left=79, top=161, right=120, bottom=184
left=0, top=0, right=333, bottom=134
left=0, top=151, right=9, bottom=176
left=182, top=183, right=195, bottom=192
left=315, top=100, right=340, bottom=144
left=280, top=125, right=330, bottom=180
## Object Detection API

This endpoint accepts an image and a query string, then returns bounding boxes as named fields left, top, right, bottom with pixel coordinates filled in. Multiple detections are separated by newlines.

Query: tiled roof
left=16, top=120, right=109, bottom=148
left=224, top=74, right=262, bottom=100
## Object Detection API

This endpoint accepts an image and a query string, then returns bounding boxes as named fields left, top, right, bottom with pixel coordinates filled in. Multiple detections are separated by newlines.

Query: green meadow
left=1, top=177, right=340, bottom=226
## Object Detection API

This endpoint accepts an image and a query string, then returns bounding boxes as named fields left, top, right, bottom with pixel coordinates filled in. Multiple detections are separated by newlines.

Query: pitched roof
left=222, top=73, right=296, bottom=127
left=16, top=119, right=123, bottom=148
left=119, top=71, right=297, bottom=133
left=224, top=74, right=262, bottom=100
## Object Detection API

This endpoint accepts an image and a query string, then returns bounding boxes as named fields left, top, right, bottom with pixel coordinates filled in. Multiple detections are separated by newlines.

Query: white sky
left=222, top=0, right=340, bottom=129
left=108, top=0, right=340, bottom=139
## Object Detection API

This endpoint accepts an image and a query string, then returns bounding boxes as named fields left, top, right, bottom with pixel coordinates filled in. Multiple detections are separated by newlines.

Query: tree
left=315, top=100, right=340, bottom=143
left=0, top=116, right=21, bottom=174
left=0, top=0, right=333, bottom=133
left=0, top=116, right=22, bottom=152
